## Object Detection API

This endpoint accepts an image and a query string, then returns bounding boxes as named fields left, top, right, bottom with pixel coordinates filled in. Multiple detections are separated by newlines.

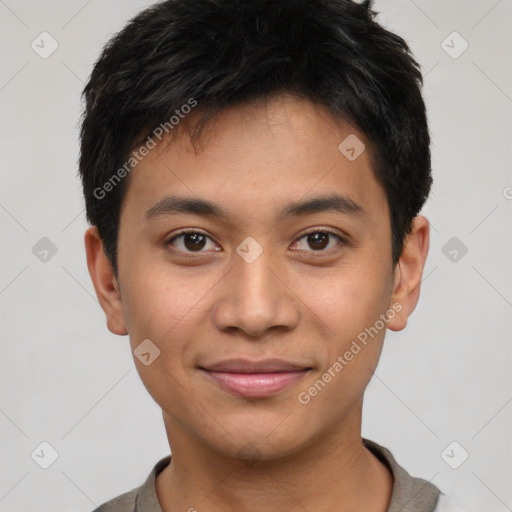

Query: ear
left=84, top=226, right=128, bottom=335
left=386, top=215, right=430, bottom=332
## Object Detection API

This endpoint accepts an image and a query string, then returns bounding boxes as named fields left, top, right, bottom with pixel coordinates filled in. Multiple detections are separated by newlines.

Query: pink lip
left=199, top=358, right=312, bottom=397
left=202, top=369, right=310, bottom=397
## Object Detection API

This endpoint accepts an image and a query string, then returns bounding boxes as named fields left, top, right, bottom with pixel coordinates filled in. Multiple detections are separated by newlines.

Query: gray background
left=1, top=0, right=511, bottom=511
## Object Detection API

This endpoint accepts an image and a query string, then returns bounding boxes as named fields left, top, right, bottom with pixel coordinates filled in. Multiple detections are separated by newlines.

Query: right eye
left=164, top=230, right=221, bottom=255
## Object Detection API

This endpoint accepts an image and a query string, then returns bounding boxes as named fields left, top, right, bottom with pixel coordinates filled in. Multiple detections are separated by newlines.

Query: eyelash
left=164, top=228, right=346, bottom=257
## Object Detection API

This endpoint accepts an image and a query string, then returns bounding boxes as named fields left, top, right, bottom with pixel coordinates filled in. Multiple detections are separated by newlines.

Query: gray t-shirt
left=92, top=438, right=462, bottom=512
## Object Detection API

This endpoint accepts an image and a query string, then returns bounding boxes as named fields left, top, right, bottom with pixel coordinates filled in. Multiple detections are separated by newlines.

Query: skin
left=85, top=93, right=429, bottom=512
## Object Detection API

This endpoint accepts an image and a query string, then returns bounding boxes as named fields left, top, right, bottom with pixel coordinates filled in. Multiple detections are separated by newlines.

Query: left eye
left=291, top=230, right=344, bottom=252
left=165, top=230, right=343, bottom=254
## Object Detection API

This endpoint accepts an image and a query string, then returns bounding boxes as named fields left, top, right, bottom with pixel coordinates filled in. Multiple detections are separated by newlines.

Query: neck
left=156, top=403, right=392, bottom=512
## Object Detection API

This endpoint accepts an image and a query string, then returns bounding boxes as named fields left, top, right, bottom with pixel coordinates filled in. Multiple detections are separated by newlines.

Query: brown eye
left=182, top=232, right=206, bottom=251
left=165, top=230, right=220, bottom=254
left=307, top=232, right=330, bottom=250
left=291, top=230, right=344, bottom=253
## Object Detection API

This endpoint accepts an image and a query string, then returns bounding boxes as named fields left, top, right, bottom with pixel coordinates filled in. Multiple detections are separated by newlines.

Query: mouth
left=198, top=358, right=312, bottom=398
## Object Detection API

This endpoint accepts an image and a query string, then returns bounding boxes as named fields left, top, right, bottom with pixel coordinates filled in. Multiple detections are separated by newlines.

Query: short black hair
left=79, top=0, right=432, bottom=276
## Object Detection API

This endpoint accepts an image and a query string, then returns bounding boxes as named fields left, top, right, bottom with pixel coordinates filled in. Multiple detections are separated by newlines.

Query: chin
left=200, top=419, right=313, bottom=463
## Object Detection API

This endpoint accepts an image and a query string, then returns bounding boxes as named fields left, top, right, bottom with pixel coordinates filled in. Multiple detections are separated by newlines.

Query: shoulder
left=363, top=438, right=441, bottom=510
left=434, top=493, right=469, bottom=512
left=91, top=487, right=138, bottom=512
left=89, top=454, right=171, bottom=512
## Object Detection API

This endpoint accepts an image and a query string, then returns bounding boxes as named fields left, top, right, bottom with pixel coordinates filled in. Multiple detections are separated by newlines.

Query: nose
left=213, top=247, right=300, bottom=339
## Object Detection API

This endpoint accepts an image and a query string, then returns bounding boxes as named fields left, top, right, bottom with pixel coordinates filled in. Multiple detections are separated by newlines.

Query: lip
left=199, top=359, right=312, bottom=398
left=201, top=358, right=311, bottom=373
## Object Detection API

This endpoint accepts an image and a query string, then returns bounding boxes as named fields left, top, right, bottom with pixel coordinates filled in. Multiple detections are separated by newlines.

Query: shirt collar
left=135, top=439, right=440, bottom=512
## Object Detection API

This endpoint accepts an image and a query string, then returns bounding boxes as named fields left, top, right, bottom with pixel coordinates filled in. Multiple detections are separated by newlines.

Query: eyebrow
left=144, top=193, right=365, bottom=222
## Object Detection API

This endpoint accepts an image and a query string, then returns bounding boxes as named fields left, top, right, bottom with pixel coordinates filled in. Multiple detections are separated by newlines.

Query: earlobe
left=386, top=215, right=430, bottom=332
left=84, top=226, right=128, bottom=336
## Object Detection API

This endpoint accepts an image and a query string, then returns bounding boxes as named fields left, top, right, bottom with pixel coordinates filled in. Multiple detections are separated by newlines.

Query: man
left=80, top=0, right=466, bottom=510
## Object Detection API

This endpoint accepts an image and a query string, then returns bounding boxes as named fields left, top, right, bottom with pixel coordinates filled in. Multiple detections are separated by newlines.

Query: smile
left=200, top=369, right=311, bottom=398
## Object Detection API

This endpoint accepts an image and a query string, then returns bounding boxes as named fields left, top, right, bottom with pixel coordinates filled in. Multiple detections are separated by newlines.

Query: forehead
left=120, top=94, right=387, bottom=227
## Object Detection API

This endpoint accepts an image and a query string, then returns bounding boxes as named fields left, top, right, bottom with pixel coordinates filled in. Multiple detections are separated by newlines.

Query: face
left=86, top=94, right=428, bottom=462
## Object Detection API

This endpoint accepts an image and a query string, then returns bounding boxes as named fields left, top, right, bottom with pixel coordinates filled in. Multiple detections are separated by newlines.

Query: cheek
left=121, top=260, right=208, bottom=338
left=294, top=265, right=391, bottom=337
left=294, top=273, right=389, bottom=424
left=291, top=262, right=392, bottom=391
left=120, top=270, right=204, bottom=410
left=120, top=263, right=221, bottom=386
